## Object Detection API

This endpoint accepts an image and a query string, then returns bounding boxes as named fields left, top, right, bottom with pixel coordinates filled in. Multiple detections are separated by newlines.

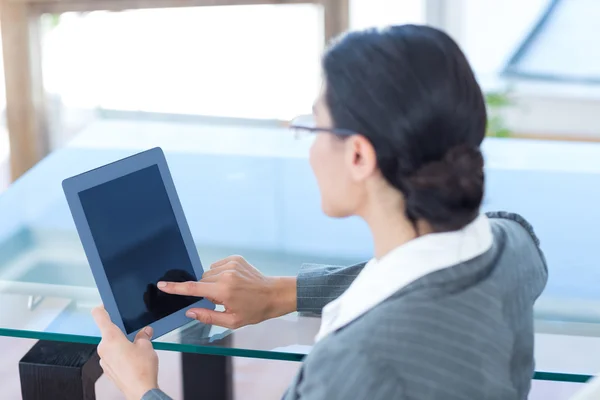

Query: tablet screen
left=79, top=165, right=198, bottom=334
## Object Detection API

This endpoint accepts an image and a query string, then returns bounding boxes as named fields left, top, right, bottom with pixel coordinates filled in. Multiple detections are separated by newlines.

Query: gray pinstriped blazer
left=143, top=212, right=548, bottom=400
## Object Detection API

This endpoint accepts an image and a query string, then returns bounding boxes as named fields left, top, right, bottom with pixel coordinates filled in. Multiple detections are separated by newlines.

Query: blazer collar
left=315, top=214, right=494, bottom=342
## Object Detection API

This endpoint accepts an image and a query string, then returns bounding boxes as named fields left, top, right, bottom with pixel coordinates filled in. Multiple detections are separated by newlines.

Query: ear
left=345, top=135, right=378, bottom=181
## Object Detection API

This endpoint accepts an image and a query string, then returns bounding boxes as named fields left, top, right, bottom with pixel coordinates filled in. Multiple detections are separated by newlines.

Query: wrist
left=267, top=276, right=297, bottom=319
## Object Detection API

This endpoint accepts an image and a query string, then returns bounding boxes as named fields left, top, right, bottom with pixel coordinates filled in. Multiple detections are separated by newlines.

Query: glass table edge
left=0, top=327, right=306, bottom=362
left=533, top=371, right=592, bottom=383
left=0, top=328, right=593, bottom=382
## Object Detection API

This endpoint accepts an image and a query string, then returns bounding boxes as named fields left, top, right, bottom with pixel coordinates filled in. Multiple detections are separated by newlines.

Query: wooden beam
left=1, top=1, right=48, bottom=180
left=11, top=0, right=309, bottom=3
left=24, top=0, right=313, bottom=14
left=321, top=0, right=349, bottom=44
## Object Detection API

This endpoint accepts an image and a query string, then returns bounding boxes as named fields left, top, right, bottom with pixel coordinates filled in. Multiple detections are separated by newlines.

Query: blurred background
left=0, top=0, right=599, bottom=185
left=1, top=2, right=598, bottom=399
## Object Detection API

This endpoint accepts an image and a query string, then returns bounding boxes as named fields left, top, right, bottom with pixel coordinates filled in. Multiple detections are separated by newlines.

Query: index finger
left=157, top=281, right=219, bottom=299
left=92, top=306, right=122, bottom=338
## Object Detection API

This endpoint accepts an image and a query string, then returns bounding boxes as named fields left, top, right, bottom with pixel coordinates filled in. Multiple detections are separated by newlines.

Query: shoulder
left=485, top=211, right=548, bottom=275
left=486, top=211, right=541, bottom=246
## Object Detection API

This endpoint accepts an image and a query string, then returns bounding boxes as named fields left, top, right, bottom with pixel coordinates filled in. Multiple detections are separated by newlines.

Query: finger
left=202, top=262, right=236, bottom=280
left=200, top=272, right=219, bottom=283
left=99, top=358, right=113, bottom=374
left=157, top=281, right=219, bottom=299
left=185, top=308, right=239, bottom=329
left=194, top=295, right=222, bottom=305
left=99, top=359, right=115, bottom=383
left=209, top=297, right=223, bottom=305
left=99, top=359, right=107, bottom=373
left=134, top=326, right=154, bottom=344
left=210, top=255, right=244, bottom=269
left=209, top=258, right=229, bottom=269
left=92, top=307, right=122, bottom=339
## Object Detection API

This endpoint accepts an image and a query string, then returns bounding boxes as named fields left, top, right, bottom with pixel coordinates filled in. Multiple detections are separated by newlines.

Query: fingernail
left=157, top=282, right=166, bottom=288
left=186, top=311, right=197, bottom=319
left=144, top=327, right=153, bottom=337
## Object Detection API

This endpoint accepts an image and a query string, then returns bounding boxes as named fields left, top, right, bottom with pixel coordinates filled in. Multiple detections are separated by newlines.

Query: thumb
left=186, top=308, right=238, bottom=329
left=134, top=326, right=153, bottom=344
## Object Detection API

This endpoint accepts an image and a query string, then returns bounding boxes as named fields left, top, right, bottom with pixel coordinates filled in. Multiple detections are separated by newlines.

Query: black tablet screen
left=79, top=165, right=198, bottom=334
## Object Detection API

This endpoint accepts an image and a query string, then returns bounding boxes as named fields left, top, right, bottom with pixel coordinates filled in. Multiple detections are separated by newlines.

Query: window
left=43, top=5, right=323, bottom=121
left=454, top=0, right=600, bottom=139
left=42, top=1, right=427, bottom=122
left=459, top=0, right=553, bottom=82
left=503, top=0, right=600, bottom=84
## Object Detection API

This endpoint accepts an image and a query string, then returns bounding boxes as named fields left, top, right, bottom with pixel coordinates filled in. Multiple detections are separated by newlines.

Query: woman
left=92, top=25, right=548, bottom=400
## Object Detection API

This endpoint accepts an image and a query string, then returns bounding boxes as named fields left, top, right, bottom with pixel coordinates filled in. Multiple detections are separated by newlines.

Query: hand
left=157, top=255, right=297, bottom=329
left=92, top=306, right=160, bottom=400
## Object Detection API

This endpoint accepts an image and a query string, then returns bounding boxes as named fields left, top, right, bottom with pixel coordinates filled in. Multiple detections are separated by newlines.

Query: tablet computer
left=62, top=147, right=214, bottom=341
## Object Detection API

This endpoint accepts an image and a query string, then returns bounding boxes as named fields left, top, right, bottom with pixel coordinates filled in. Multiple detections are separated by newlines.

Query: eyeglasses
left=288, top=115, right=358, bottom=139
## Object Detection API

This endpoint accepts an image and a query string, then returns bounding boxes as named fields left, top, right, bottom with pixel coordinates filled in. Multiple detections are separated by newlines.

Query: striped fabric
left=144, top=212, right=548, bottom=400
left=141, top=390, right=169, bottom=400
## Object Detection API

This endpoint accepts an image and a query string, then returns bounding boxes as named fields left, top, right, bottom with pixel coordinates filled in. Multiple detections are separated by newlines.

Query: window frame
left=1, top=0, right=350, bottom=180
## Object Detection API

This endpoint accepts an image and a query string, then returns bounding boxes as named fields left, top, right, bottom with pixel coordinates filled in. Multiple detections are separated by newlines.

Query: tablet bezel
left=62, top=147, right=214, bottom=341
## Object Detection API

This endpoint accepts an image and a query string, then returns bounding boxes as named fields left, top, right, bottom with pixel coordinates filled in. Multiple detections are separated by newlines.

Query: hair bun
left=443, top=145, right=484, bottom=180
left=403, top=145, right=484, bottom=231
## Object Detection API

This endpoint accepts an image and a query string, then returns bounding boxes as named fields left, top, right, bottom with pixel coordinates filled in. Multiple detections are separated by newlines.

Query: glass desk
left=1, top=118, right=600, bottom=399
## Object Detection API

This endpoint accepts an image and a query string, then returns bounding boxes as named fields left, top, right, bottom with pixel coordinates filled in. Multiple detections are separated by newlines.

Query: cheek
left=309, top=135, right=329, bottom=182
left=309, top=136, right=351, bottom=216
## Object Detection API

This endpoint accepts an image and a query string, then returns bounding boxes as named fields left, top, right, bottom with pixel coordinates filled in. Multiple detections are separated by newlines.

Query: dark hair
left=323, top=25, right=486, bottom=232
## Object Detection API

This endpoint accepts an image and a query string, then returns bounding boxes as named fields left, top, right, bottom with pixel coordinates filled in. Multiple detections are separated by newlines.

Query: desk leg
left=19, top=341, right=102, bottom=400
left=182, top=352, right=233, bottom=400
